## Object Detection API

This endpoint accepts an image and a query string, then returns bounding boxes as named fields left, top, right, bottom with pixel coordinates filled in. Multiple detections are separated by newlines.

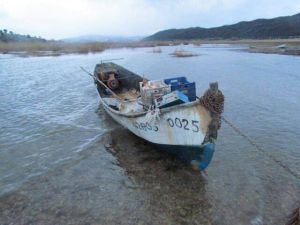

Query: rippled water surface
left=0, top=45, right=299, bottom=225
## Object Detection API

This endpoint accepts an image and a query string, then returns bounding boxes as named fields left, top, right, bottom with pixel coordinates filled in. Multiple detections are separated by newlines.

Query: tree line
left=0, top=29, right=47, bottom=42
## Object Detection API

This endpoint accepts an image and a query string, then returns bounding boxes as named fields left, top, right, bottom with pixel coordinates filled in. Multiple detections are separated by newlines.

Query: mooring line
left=221, top=116, right=300, bottom=180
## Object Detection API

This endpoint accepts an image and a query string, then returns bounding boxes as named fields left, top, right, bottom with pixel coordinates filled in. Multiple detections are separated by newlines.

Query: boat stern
left=191, top=142, right=215, bottom=171
left=155, top=142, right=215, bottom=171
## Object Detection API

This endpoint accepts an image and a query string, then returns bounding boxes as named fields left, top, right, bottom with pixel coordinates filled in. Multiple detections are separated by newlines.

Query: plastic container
left=139, top=80, right=171, bottom=105
left=164, top=77, right=196, bottom=101
left=155, top=90, right=189, bottom=109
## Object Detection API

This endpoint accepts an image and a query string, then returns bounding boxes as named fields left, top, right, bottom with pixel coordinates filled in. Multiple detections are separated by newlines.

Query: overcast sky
left=0, top=0, right=300, bottom=39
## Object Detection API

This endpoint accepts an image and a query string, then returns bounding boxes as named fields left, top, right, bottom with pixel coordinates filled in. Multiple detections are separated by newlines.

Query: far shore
left=0, top=41, right=173, bottom=57
left=191, top=38, right=300, bottom=56
left=1, top=38, right=300, bottom=57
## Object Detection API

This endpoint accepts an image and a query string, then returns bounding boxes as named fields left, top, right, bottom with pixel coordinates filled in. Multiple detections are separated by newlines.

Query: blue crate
left=164, top=77, right=196, bottom=101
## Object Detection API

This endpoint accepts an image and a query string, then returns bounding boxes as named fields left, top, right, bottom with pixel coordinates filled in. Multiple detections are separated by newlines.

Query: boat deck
left=117, top=89, right=140, bottom=101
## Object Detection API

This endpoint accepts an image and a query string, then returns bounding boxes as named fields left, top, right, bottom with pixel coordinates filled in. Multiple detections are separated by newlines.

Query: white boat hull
left=100, top=98, right=211, bottom=147
left=92, top=62, right=224, bottom=170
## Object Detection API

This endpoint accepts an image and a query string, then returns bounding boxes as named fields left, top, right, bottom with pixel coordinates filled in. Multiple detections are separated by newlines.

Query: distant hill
left=62, top=35, right=144, bottom=43
left=144, top=13, right=300, bottom=41
left=0, top=29, right=47, bottom=42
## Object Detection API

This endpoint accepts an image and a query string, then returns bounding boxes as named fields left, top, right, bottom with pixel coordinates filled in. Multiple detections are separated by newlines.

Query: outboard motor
left=107, top=73, right=119, bottom=90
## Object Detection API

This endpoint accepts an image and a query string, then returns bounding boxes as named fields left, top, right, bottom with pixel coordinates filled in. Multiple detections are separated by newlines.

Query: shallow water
left=0, top=45, right=299, bottom=225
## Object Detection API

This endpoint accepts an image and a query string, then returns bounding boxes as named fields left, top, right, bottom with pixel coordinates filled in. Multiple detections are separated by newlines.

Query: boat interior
left=95, top=63, right=145, bottom=114
left=94, top=62, right=196, bottom=114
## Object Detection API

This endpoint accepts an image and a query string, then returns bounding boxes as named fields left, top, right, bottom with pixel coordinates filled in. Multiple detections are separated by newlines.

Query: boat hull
left=100, top=97, right=214, bottom=170
left=100, top=97, right=211, bottom=146
left=92, top=62, right=223, bottom=170
left=152, top=142, right=215, bottom=170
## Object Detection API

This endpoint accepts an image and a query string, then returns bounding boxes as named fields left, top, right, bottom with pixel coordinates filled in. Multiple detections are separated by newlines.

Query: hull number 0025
left=167, top=118, right=200, bottom=133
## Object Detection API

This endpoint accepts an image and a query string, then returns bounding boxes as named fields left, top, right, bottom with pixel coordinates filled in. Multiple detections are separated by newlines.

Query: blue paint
left=164, top=77, right=196, bottom=101
left=176, top=90, right=189, bottom=103
left=153, top=142, right=216, bottom=171
left=198, top=143, right=215, bottom=171
left=157, top=90, right=189, bottom=109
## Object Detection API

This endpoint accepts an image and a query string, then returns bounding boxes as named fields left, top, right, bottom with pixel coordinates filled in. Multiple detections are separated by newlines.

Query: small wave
left=24, top=153, right=39, bottom=159
left=75, top=133, right=105, bottom=153
left=52, top=156, right=74, bottom=165
left=22, top=161, right=35, bottom=167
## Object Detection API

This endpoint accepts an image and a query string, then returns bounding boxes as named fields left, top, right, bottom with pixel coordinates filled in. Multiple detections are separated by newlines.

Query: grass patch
left=0, top=42, right=108, bottom=56
left=0, top=41, right=179, bottom=56
left=170, top=49, right=198, bottom=57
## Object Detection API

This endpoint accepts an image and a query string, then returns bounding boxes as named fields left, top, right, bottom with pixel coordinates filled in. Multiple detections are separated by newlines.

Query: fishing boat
left=89, top=62, right=224, bottom=171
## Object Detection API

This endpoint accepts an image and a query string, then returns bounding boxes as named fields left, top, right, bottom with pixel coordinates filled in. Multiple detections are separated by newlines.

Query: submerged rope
left=221, top=116, right=300, bottom=180
left=286, top=207, right=300, bottom=225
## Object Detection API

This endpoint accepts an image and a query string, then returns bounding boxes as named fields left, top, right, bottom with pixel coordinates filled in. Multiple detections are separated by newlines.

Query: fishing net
left=199, top=84, right=224, bottom=115
left=199, top=82, right=225, bottom=141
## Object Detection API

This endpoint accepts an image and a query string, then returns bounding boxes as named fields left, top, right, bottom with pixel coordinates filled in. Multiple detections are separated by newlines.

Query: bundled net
left=199, top=82, right=225, bottom=141
left=199, top=85, right=224, bottom=115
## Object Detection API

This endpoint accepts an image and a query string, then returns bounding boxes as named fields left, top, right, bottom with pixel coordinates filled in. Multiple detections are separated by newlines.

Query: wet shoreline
left=247, top=47, right=300, bottom=56
left=1, top=119, right=299, bottom=225
left=0, top=125, right=213, bottom=225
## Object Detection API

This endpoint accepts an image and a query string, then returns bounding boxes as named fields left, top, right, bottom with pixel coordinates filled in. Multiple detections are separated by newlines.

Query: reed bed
left=152, top=46, right=162, bottom=53
left=189, top=38, right=300, bottom=46
left=247, top=45, right=300, bottom=55
left=2, top=39, right=299, bottom=57
left=0, top=41, right=179, bottom=56
left=171, top=49, right=198, bottom=57
left=0, top=42, right=108, bottom=56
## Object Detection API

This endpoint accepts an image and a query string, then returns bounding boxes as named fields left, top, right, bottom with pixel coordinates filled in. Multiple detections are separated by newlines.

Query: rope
left=145, top=107, right=161, bottom=124
left=221, top=116, right=300, bottom=180
left=286, top=207, right=300, bottom=225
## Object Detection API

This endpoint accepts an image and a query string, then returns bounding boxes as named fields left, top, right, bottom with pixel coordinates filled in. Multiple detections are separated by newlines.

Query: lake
left=0, top=45, right=299, bottom=225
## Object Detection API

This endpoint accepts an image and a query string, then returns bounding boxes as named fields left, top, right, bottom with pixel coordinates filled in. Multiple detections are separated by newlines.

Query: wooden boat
left=92, top=62, right=224, bottom=171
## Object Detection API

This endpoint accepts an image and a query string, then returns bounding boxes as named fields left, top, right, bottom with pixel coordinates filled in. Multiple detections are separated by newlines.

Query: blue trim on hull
left=153, top=142, right=215, bottom=171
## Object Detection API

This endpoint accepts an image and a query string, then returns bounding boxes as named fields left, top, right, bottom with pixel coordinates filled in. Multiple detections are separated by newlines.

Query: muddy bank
left=247, top=46, right=300, bottom=56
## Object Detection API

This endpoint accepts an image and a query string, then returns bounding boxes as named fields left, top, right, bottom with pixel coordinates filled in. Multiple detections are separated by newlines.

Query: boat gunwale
left=95, top=62, right=208, bottom=119
left=99, top=95, right=203, bottom=118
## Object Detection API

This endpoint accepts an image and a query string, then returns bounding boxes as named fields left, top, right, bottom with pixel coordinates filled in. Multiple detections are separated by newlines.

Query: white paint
left=101, top=98, right=211, bottom=146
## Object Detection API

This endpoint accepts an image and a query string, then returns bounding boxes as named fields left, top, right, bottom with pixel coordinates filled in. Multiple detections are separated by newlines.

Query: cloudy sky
left=0, top=0, right=300, bottom=39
